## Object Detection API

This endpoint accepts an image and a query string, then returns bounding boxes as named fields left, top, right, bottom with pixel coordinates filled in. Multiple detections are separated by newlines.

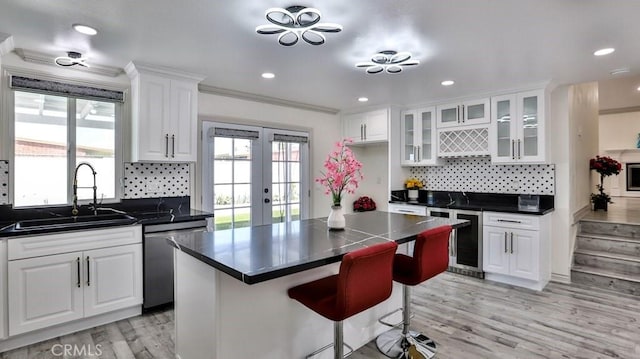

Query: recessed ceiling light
left=610, top=68, right=630, bottom=76
left=261, top=72, right=275, bottom=79
left=72, top=24, right=98, bottom=36
left=637, top=86, right=640, bottom=92
left=441, top=80, right=455, bottom=86
left=358, top=97, right=368, bottom=102
left=594, top=48, right=615, bottom=56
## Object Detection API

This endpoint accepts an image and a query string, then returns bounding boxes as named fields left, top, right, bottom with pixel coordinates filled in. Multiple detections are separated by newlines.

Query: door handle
left=171, top=134, right=176, bottom=158
left=76, top=257, right=81, bottom=288
left=504, top=232, right=508, bottom=253
left=510, top=232, right=514, bottom=254
left=86, top=256, right=91, bottom=286
left=165, top=134, right=169, bottom=157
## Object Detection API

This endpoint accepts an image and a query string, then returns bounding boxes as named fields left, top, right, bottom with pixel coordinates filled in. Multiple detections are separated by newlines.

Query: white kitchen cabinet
left=490, top=90, right=545, bottom=164
left=387, top=203, right=427, bottom=216
left=0, top=241, right=8, bottom=339
left=482, top=212, right=549, bottom=290
left=343, top=108, right=388, bottom=144
left=436, top=98, right=490, bottom=128
left=125, top=62, right=205, bottom=162
left=7, top=226, right=142, bottom=336
left=437, top=124, right=490, bottom=157
left=400, top=107, right=442, bottom=166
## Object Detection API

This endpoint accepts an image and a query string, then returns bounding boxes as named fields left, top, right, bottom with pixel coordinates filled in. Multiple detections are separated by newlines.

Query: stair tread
left=580, top=218, right=640, bottom=227
left=577, top=232, right=640, bottom=243
left=574, top=249, right=640, bottom=263
left=571, top=265, right=640, bottom=283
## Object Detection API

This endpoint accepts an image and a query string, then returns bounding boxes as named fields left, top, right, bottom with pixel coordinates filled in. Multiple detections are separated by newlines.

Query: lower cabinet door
left=482, top=226, right=510, bottom=275
left=8, top=252, right=84, bottom=335
left=509, top=229, right=540, bottom=281
left=84, top=244, right=143, bottom=317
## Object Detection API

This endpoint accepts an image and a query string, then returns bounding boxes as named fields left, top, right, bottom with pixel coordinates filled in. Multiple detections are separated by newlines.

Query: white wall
left=343, top=143, right=389, bottom=214
left=599, top=111, right=640, bottom=152
left=196, top=92, right=341, bottom=219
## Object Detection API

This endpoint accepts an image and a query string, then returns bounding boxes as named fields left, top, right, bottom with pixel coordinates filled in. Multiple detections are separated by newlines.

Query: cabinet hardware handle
left=86, top=256, right=91, bottom=286
left=457, top=106, right=460, bottom=123
left=449, top=234, right=453, bottom=256
left=413, top=146, right=416, bottom=162
left=453, top=232, right=457, bottom=257
left=497, top=219, right=522, bottom=224
left=417, top=146, right=420, bottom=162
left=171, top=134, right=176, bottom=158
left=76, top=257, right=81, bottom=288
left=517, top=139, right=521, bottom=159
left=462, top=105, right=465, bottom=123
left=398, top=209, right=414, bottom=213
left=504, top=232, right=508, bottom=253
left=512, top=140, right=515, bottom=160
left=510, top=232, right=514, bottom=254
left=364, top=124, right=367, bottom=140
left=165, top=134, right=169, bottom=157
left=360, top=124, right=363, bottom=141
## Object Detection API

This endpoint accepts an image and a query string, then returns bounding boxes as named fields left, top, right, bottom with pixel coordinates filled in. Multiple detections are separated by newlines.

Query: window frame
left=3, top=68, right=127, bottom=208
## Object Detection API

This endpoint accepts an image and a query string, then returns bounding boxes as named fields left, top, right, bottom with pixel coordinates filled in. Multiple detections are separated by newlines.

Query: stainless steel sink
left=13, top=213, right=137, bottom=231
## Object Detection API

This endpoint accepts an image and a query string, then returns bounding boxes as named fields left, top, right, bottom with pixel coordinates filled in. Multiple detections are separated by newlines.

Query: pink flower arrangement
left=316, top=139, right=364, bottom=206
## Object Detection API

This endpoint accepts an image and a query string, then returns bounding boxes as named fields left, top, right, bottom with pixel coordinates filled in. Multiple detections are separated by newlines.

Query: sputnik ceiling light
left=255, top=5, right=342, bottom=46
left=355, top=50, right=419, bottom=74
left=54, top=51, right=90, bottom=67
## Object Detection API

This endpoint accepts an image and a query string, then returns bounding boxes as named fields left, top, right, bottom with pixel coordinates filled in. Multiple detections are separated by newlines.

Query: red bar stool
left=376, top=225, right=453, bottom=359
left=288, top=241, right=398, bottom=358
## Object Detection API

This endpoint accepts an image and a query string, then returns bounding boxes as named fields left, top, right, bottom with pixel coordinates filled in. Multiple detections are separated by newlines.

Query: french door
left=202, top=122, right=309, bottom=230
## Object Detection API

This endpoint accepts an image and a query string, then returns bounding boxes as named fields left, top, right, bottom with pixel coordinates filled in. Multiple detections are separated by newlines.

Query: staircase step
left=574, top=249, right=640, bottom=275
left=571, top=265, right=640, bottom=296
left=579, top=220, right=640, bottom=239
left=576, top=233, right=640, bottom=256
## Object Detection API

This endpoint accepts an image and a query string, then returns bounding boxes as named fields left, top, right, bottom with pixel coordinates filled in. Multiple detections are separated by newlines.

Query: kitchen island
left=170, top=211, right=467, bottom=359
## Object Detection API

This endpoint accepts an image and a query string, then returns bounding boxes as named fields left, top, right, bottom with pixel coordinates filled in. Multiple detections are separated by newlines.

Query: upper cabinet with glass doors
left=436, top=98, right=490, bottom=128
left=400, top=107, right=442, bottom=166
left=125, top=62, right=205, bottom=162
left=490, top=90, right=545, bottom=164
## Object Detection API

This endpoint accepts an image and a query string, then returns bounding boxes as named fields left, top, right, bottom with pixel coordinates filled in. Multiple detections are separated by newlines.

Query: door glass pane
left=271, top=141, right=301, bottom=223
left=75, top=99, right=115, bottom=201
left=403, top=113, right=414, bottom=161
left=14, top=92, right=68, bottom=206
left=496, top=99, right=512, bottom=157
left=440, top=107, right=457, bottom=124
left=420, top=111, right=432, bottom=161
left=522, top=96, right=538, bottom=157
left=466, top=104, right=485, bottom=120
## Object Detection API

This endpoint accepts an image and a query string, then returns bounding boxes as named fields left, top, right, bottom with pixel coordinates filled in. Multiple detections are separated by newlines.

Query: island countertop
left=170, top=211, right=467, bottom=284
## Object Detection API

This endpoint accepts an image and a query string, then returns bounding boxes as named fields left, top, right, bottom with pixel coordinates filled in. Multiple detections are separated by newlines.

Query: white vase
left=408, top=189, right=419, bottom=201
left=327, top=205, right=346, bottom=230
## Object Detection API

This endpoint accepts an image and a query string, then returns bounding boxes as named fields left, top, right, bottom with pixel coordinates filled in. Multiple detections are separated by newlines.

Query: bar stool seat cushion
left=288, top=241, right=397, bottom=322
left=392, top=225, right=452, bottom=286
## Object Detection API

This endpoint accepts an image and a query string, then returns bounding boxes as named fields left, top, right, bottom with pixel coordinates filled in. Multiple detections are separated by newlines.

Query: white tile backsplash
left=0, top=160, right=8, bottom=204
left=409, top=157, right=555, bottom=195
left=123, top=163, right=190, bottom=198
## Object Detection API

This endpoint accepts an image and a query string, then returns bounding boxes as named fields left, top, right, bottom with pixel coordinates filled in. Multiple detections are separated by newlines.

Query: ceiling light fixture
left=255, top=5, right=342, bottom=46
left=594, top=48, right=615, bottom=56
left=262, top=72, right=275, bottom=79
left=358, top=97, right=369, bottom=102
left=72, top=24, right=98, bottom=36
left=54, top=51, right=90, bottom=67
left=356, top=50, right=419, bottom=74
left=441, top=80, right=455, bottom=86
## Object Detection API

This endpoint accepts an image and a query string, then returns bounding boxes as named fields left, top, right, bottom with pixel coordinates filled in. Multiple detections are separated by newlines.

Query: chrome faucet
left=72, top=162, right=98, bottom=216
left=462, top=191, right=470, bottom=204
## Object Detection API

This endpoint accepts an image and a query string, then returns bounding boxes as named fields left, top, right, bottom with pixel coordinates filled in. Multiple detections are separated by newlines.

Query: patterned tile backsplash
left=123, top=163, right=190, bottom=199
left=0, top=160, right=8, bottom=204
left=409, top=157, right=555, bottom=195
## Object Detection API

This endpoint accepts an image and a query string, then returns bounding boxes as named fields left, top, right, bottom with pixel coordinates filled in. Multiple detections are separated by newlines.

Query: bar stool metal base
left=375, top=329, right=436, bottom=359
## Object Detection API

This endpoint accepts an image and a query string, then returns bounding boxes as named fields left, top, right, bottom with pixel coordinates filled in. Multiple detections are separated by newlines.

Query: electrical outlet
left=146, top=179, right=162, bottom=194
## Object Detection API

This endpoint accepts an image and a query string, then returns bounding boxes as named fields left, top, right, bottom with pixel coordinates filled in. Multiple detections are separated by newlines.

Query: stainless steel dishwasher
left=143, top=219, right=208, bottom=310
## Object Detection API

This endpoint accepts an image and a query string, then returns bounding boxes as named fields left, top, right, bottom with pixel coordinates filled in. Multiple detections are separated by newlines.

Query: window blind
left=209, top=127, right=260, bottom=140
left=9, top=75, right=125, bottom=103
left=272, top=133, right=309, bottom=143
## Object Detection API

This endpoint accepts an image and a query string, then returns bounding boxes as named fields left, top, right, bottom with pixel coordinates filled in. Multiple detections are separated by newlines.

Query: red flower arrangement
left=589, top=155, right=622, bottom=209
left=353, top=196, right=376, bottom=212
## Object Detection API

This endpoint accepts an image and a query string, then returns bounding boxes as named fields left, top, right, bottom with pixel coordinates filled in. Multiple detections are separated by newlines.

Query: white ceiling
left=2, top=0, right=640, bottom=112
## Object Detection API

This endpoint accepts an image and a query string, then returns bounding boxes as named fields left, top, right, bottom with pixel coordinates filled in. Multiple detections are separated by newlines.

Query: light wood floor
left=582, top=196, right=640, bottom=225
left=2, top=273, right=639, bottom=359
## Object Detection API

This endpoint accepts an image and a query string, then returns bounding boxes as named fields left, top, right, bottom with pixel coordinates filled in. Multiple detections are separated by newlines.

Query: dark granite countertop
left=388, top=191, right=554, bottom=215
left=0, top=197, right=213, bottom=237
left=170, top=211, right=467, bottom=284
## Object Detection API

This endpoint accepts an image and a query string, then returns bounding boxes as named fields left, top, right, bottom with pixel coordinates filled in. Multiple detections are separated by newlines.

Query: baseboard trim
left=573, top=204, right=591, bottom=224
left=551, top=273, right=571, bottom=284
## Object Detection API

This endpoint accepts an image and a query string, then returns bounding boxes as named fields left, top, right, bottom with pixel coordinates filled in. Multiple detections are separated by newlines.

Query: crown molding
left=14, top=48, right=123, bottom=77
left=124, top=61, right=205, bottom=82
left=600, top=106, right=640, bottom=115
left=0, top=34, right=15, bottom=56
left=198, top=84, right=339, bottom=115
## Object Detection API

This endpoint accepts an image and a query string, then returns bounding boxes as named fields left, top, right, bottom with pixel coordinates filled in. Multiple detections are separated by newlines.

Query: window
left=13, top=91, right=120, bottom=207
